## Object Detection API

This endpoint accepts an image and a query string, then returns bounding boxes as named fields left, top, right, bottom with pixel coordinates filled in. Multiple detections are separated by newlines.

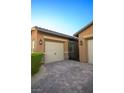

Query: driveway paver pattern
left=32, top=60, right=93, bottom=93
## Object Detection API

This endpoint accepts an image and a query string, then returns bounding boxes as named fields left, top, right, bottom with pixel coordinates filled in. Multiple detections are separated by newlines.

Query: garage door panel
left=45, top=41, right=64, bottom=63
left=88, top=39, right=93, bottom=64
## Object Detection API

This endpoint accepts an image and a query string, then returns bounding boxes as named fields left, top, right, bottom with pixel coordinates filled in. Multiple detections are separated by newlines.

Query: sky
left=32, top=0, right=93, bottom=36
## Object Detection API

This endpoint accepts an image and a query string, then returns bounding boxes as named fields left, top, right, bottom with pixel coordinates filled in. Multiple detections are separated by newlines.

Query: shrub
left=31, top=52, right=44, bottom=76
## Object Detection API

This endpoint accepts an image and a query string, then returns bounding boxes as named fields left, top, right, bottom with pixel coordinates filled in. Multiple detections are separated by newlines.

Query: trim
left=64, top=52, right=69, bottom=53
left=43, top=36, right=67, bottom=42
left=83, top=34, right=93, bottom=39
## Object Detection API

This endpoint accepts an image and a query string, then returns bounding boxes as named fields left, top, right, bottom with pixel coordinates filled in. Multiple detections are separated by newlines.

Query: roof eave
left=73, top=21, right=93, bottom=36
left=33, top=26, right=77, bottom=40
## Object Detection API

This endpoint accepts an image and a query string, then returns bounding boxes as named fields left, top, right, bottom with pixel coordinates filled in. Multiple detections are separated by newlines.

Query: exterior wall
left=31, top=28, right=38, bottom=52
left=37, top=31, right=44, bottom=52
left=31, top=29, right=69, bottom=60
left=78, top=25, right=93, bottom=63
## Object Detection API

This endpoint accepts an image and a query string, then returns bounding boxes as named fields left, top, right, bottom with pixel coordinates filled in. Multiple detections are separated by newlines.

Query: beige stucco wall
left=31, top=28, right=38, bottom=52
left=31, top=29, right=69, bottom=60
left=78, top=25, right=93, bottom=63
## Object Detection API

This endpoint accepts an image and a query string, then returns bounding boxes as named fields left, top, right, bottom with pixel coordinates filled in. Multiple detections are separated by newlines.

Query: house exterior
left=74, top=21, right=93, bottom=64
left=31, top=26, right=78, bottom=63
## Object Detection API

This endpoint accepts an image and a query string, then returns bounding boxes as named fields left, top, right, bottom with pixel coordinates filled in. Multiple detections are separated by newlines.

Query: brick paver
left=31, top=60, right=93, bottom=93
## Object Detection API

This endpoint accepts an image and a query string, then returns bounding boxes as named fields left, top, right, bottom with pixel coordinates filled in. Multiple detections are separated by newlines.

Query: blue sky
left=32, top=0, right=93, bottom=35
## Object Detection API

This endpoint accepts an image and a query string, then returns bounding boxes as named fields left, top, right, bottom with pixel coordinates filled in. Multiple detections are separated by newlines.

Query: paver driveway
left=32, top=60, right=93, bottom=93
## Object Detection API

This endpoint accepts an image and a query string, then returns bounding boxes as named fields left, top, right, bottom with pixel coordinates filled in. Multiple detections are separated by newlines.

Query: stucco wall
left=31, top=29, right=69, bottom=60
left=78, top=25, right=93, bottom=63
left=31, top=28, right=38, bottom=52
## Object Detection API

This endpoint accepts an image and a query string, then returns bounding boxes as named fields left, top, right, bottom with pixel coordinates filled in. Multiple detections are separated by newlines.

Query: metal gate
left=68, top=40, right=79, bottom=61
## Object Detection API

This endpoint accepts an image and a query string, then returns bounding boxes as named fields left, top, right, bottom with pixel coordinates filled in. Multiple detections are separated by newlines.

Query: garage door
left=88, top=39, right=93, bottom=64
left=45, top=41, right=64, bottom=63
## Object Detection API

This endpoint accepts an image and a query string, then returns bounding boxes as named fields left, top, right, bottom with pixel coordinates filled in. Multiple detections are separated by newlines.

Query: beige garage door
left=88, top=39, right=93, bottom=64
left=45, top=41, right=64, bottom=63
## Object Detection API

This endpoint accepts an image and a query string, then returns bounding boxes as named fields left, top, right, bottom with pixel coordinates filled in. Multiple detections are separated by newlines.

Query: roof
left=32, top=26, right=77, bottom=40
left=73, top=21, right=93, bottom=37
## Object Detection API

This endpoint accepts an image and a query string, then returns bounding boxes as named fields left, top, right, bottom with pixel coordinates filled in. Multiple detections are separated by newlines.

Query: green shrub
left=31, top=52, right=44, bottom=76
